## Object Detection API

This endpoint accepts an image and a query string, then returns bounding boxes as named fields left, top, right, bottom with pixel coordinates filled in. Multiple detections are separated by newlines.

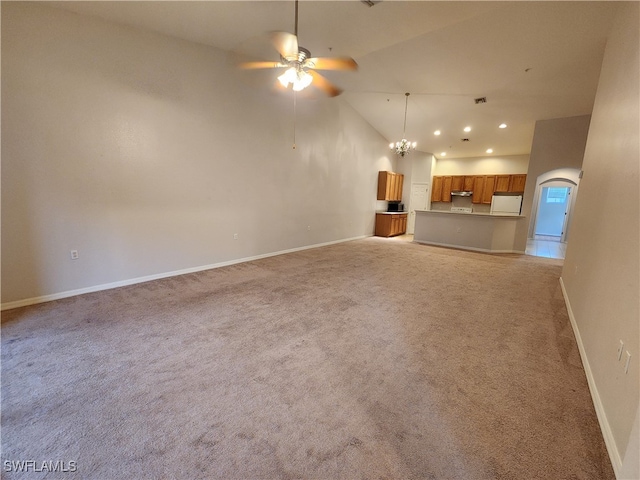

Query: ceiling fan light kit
left=277, top=67, right=313, bottom=91
left=238, top=0, right=357, bottom=97
left=390, top=93, right=417, bottom=157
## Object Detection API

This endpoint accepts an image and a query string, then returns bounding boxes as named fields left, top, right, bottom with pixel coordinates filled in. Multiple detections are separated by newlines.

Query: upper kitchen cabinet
left=509, top=174, right=527, bottom=192
left=451, top=176, right=464, bottom=192
left=463, top=176, right=475, bottom=191
left=441, top=176, right=453, bottom=203
left=377, top=171, right=404, bottom=201
left=495, top=175, right=511, bottom=193
left=471, top=176, right=484, bottom=204
left=431, top=176, right=443, bottom=202
left=431, top=173, right=527, bottom=203
left=481, top=176, right=496, bottom=204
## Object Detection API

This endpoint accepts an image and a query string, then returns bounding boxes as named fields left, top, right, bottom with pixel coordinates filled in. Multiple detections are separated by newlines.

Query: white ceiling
left=48, top=1, right=619, bottom=159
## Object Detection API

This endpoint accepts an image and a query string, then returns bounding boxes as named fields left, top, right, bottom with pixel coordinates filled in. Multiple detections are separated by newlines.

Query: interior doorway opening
left=527, top=169, right=580, bottom=260
left=535, top=186, right=571, bottom=238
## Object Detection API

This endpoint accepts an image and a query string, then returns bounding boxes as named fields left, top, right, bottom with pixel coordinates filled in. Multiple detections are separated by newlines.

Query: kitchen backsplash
left=431, top=195, right=491, bottom=214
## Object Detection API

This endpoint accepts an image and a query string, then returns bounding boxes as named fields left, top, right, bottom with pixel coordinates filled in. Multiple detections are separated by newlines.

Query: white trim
left=1, top=235, right=369, bottom=311
left=559, top=277, right=622, bottom=477
left=412, top=239, right=525, bottom=255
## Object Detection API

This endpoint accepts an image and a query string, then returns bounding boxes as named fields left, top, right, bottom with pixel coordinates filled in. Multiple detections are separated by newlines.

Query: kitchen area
left=417, top=173, right=527, bottom=253
left=376, top=169, right=528, bottom=254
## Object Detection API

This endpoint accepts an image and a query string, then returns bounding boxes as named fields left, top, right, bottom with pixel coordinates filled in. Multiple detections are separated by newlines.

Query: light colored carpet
left=1, top=237, right=614, bottom=479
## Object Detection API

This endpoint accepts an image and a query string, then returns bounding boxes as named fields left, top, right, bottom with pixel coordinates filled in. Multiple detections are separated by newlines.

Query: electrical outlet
left=70, top=250, right=79, bottom=260
left=233, top=233, right=238, bottom=240
left=307, top=226, right=311, bottom=231
left=617, top=340, right=625, bottom=361
left=624, top=351, right=631, bottom=374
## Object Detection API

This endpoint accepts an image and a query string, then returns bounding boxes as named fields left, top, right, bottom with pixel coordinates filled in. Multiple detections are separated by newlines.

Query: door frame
left=529, top=168, right=580, bottom=243
left=534, top=184, right=573, bottom=242
left=407, top=182, right=430, bottom=235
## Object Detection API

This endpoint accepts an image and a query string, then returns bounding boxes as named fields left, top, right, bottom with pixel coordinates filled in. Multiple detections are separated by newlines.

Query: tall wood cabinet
left=377, top=171, right=404, bottom=201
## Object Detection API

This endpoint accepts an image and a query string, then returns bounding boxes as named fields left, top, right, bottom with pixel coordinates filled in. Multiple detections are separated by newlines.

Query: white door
left=408, top=183, right=429, bottom=234
left=535, top=185, right=572, bottom=241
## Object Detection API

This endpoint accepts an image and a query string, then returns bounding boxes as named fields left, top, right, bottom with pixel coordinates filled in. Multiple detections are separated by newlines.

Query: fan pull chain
left=292, top=90, right=297, bottom=149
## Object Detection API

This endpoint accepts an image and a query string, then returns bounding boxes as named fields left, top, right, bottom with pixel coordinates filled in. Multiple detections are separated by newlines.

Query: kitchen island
left=414, top=210, right=526, bottom=253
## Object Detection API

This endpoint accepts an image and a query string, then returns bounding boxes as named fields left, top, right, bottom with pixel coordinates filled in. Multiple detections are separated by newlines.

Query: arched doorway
left=535, top=181, right=574, bottom=242
left=527, top=169, right=581, bottom=258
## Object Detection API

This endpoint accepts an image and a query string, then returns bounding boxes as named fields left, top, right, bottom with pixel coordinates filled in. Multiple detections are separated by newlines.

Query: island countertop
left=414, top=209, right=525, bottom=253
left=414, top=209, right=524, bottom=218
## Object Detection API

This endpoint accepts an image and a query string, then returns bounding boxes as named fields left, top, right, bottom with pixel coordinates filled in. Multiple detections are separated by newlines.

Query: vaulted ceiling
left=49, top=1, right=619, bottom=158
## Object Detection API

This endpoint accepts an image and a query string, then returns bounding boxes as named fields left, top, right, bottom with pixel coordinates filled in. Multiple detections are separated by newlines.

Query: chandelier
left=390, top=92, right=417, bottom=157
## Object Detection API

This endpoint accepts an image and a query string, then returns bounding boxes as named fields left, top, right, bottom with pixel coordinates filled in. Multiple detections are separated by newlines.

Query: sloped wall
left=1, top=3, right=393, bottom=306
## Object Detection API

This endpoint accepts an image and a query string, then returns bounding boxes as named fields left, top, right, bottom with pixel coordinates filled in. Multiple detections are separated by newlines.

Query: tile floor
left=397, top=233, right=566, bottom=260
left=525, top=234, right=567, bottom=259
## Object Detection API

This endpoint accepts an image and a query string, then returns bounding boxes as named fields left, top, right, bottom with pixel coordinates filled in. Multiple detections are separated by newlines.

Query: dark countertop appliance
left=387, top=202, right=404, bottom=212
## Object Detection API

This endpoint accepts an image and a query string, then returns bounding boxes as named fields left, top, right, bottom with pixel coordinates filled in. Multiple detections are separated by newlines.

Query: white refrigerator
left=490, top=195, right=522, bottom=215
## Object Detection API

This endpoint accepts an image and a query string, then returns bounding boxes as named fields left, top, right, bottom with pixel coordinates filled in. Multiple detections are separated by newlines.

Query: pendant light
left=390, top=92, right=417, bottom=157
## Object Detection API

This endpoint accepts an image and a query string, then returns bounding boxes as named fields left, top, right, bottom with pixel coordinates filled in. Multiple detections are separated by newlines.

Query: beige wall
left=434, top=154, right=529, bottom=176
left=561, top=3, right=639, bottom=477
left=514, top=115, right=591, bottom=251
left=1, top=3, right=392, bottom=306
left=430, top=154, right=529, bottom=214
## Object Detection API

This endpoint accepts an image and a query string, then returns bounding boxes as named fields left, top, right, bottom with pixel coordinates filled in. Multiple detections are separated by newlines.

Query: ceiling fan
left=237, top=0, right=358, bottom=97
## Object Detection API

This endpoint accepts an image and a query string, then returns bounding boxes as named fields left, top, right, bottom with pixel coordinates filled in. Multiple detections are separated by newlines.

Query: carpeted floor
left=1, top=238, right=614, bottom=479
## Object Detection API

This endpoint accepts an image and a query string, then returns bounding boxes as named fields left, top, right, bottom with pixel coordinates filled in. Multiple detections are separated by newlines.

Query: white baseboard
left=559, top=277, right=622, bottom=477
left=1, top=235, right=369, bottom=311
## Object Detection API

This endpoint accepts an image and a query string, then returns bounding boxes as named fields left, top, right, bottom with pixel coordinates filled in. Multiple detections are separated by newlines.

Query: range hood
left=451, top=191, right=473, bottom=197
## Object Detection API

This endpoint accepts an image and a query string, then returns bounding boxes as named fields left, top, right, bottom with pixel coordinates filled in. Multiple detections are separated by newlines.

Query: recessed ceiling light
left=486, top=148, right=493, bottom=154
left=499, top=123, right=507, bottom=129
left=440, top=152, right=446, bottom=156
left=434, top=130, right=441, bottom=136
left=464, top=126, right=471, bottom=133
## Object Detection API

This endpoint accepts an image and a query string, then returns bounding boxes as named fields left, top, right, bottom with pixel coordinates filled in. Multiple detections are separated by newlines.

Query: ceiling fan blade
left=307, top=57, right=358, bottom=71
left=238, top=61, right=287, bottom=70
left=309, top=70, right=342, bottom=97
left=271, top=31, right=298, bottom=59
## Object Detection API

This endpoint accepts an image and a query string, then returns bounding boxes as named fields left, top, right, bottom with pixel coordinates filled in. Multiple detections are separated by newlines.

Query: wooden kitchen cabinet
left=431, top=176, right=443, bottom=202
left=451, top=176, right=464, bottom=192
left=375, top=213, right=408, bottom=237
left=495, top=175, right=511, bottom=193
left=481, top=175, right=496, bottom=204
left=431, top=173, right=527, bottom=203
left=463, top=176, right=475, bottom=191
left=377, top=171, right=404, bottom=201
left=441, top=176, right=453, bottom=202
left=431, top=175, right=454, bottom=202
left=471, top=176, right=484, bottom=204
left=509, top=174, right=527, bottom=192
